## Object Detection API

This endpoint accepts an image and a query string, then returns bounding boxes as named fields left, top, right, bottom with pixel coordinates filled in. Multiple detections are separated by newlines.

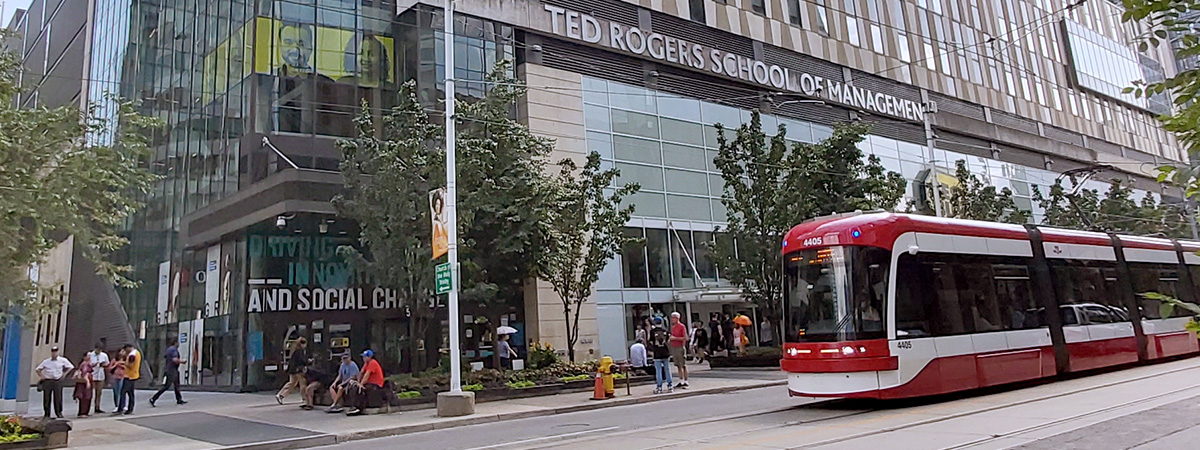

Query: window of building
left=646, top=228, right=672, bottom=288
left=815, top=2, right=829, bottom=35
left=751, top=0, right=766, bottom=15
left=897, top=33, right=911, bottom=62
left=870, top=24, right=885, bottom=54
left=690, top=0, right=706, bottom=23
left=788, top=0, right=803, bottom=26
left=847, top=17, right=861, bottom=46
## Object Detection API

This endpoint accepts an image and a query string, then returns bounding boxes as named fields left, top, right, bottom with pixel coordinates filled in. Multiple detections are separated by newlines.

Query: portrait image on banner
left=205, top=246, right=220, bottom=318
left=430, top=188, right=448, bottom=259
left=253, top=17, right=395, bottom=87
left=157, top=261, right=171, bottom=325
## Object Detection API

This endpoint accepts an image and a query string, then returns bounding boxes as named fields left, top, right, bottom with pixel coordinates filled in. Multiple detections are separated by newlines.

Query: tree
left=541, top=153, right=638, bottom=361
left=0, top=45, right=160, bottom=323
left=711, top=113, right=905, bottom=342
left=940, top=160, right=1030, bottom=224
left=334, top=82, right=444, bottom=372
left=455, top=62, right=557, bottom=368
left=1033, top=179, right=1101, bottom=230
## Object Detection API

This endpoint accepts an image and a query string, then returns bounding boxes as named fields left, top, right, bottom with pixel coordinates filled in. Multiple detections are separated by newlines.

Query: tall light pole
left=437, top=0, right=474, bottom=417
left=922, top=101, right=943, bottom=217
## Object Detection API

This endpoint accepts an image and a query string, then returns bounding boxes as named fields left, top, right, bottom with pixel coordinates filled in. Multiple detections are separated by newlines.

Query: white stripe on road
left=465, top=426, right=621, bottom=450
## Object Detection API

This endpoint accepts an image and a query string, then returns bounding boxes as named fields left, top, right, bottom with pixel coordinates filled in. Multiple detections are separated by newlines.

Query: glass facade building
left=10, top=0, right=1188, bottom=389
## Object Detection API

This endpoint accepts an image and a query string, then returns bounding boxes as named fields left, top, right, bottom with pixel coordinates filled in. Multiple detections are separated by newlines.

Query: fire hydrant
left=598, top=356, right=616, bottom=399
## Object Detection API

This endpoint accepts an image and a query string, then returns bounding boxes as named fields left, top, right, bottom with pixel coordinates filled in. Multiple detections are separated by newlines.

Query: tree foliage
left=541, top=153, right=638, bottom=361
left=454, top=62, right=557, bottom=367
left=940, top=160, right=1030, bottom=224
left=711, top=113, right=905, bottom=338
left=1034, top=177, right=1192, bottom=238
left=1122, top=0, right=1200, bottom=157
left=334, top=82, right=444, bottom=371
left=0, top=43, right=160, bottom=323
left=336, top=62, right=558, bottom=368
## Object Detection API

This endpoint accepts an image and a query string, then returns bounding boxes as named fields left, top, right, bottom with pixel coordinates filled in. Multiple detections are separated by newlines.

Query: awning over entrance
left=671, top=286, right=754, bottom=304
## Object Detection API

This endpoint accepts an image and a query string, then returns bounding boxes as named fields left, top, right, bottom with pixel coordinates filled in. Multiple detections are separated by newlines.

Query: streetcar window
left=783, top=246, right=890, bottom=342
left=1131, top=263, right=1190, bottom=320
left=894, top=252, right=1041, bottom=338
left=1050, top=260, right=1126, bottom=326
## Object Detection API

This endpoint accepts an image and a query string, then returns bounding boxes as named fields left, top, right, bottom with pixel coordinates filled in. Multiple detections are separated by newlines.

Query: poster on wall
left=178, top=319, right=204, bottom=386
left=177, top=321, right=192, bottom=384
left=157, top=261, right=171, bottom=325
left=253, top=17, right=396, bottom=87
left=205, top=246, right=220, bottom=318
left=190, top=319, right=203, bottom=385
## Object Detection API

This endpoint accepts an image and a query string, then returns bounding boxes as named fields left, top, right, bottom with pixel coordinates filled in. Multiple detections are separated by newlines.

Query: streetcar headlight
left=841, top=346, right=855, bottom=355
left=787, top=348, right=800, bottom=357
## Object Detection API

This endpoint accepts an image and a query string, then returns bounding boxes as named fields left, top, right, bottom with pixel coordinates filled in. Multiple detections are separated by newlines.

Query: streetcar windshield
left=784, top=246, right=891, bottom=342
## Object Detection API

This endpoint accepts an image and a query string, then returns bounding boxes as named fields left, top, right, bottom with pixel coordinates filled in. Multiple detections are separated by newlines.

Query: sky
left=1, top=0, right=31, bottom=28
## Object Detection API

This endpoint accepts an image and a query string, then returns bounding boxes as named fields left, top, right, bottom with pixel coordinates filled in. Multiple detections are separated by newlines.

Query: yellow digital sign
left=254, top=17, right=395, bottom=86
left=200, top=17, right=396, bottom=103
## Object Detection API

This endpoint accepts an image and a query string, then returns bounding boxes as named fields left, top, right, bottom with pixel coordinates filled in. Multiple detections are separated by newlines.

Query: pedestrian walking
left=648, top=317, right=672, bottom=394
left=150, top=337, right=187, bottom=407
left=86, top=343, right=110, bottom=413
left=708, top=314, right=723, bottom=355
left=721, top=314, right=734, bottom=352
left=732, top=324, right=747, bottom=356
left=326, top=354, right=360, bottom=413
left=117, top=344, right=142, bottom=415
left=690, top=322, right=708, bottom=363
left=72, top=353, right=94, bottom=417
left=276, top=338, right=310, bottom=405
left=497, top=334, right=517, bottom=370
left=759, top=319, right=774, bottom=347
left=35, top=346, right=73, bottom=419
left=109, top=348, right=127, bottom=412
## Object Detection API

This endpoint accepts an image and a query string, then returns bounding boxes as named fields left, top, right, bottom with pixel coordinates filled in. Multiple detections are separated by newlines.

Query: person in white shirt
left=36, top=346, right=74, bottom=419
left=86, top=342, right=110, bottom=414
left=628, top=339, right=649, bottom=375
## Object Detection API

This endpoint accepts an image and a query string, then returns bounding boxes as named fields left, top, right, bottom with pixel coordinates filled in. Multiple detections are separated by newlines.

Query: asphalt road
left=320, top=384, right=820, bottom=450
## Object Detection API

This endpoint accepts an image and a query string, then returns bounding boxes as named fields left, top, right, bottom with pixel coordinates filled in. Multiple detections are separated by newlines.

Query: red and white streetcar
left=781, top=212, right=1200, bottom=399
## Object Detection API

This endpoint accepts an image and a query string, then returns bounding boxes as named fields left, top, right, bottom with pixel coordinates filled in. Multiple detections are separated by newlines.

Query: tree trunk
left=564, top=304, right=576, bottom=362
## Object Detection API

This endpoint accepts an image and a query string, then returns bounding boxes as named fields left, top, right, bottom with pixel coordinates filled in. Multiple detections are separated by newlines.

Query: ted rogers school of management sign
left=541, top=4, right=926, bottom=122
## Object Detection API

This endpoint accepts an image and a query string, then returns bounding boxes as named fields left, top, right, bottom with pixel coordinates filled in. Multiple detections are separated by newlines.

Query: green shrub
left=0, top=417, right=37, bottom=444
left=506, top=380, right=537, bottom=389
left=396, top=391, right=423, bottom=399
left=462, top=383, right=484, bottom=392
left=528, top=342, right=560, bottom=369
left=560, top=374, right=590, bottom=382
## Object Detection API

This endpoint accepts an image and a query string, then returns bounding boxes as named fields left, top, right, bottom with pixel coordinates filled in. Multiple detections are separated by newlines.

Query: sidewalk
left=58, top=365, right=785, bottom=450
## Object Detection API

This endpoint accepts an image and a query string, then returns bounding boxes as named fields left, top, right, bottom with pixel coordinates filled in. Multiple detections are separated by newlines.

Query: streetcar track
left=527, top=360, right=1200, bottom=450
left=780, top=362, right=1200, bottom=449
left=940, top=386, right=1200, bottom=450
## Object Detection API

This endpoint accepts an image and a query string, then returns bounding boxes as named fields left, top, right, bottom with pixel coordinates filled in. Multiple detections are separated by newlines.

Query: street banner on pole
left=431, top=188, right=448, bottom=259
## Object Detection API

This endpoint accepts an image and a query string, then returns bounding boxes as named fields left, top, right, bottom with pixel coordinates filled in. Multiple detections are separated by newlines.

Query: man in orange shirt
left=346, top=349, right=385, bottom=416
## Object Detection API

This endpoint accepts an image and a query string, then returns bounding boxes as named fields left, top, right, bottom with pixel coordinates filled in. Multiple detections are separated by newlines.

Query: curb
left=229, top=379, right=786, bottom=450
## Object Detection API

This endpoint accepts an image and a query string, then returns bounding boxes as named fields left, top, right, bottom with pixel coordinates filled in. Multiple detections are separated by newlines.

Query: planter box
left=3, top=418, right=70, bottom=450
left=708, top=355, right=781, bottom=368
left=474, top=383, right=564, bottom=402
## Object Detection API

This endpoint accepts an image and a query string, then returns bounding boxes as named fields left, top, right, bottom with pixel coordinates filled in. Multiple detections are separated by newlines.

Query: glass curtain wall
left=584, top=76, right=1165, bottom=292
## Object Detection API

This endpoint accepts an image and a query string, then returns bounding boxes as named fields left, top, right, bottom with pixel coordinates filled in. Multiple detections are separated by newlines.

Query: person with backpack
left=648, top=317, right=673, bottom=394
